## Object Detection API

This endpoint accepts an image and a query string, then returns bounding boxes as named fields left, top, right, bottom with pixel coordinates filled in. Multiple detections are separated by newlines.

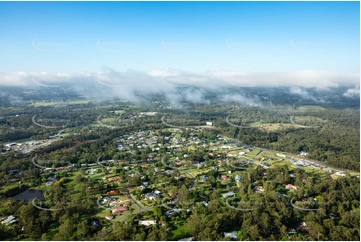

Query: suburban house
left=285, top=184, right=298, bottom=190
left=108, top=176, right=120, bottom=182
left=323, top=167, right=333, bottom=173
left=222, top=192, right=236, bottom=198
left=201, top=201, right=208, bottom=206
left=178, top=237, right=194, bottom=241
left=112, top=207, right=128, bottom=214
left=1, top=215, right=17, bottom=225
left=109, top=201, right=123, bottom=207
left=144, top=193, right=160, bottom=201
left=138, top=220, right=157, bottom=226
left=164, top=208, right=183, bottom=216
left=106, top=190, right=118, bottom=195
left=47, top=176, right=58, bottom=182
left=300, top=151, right=308, bottom=156
left=200, top=175, right=208, bottom=182
left=276, top=153, right=286, bottom=158
left=102, top=196, right=113, bottom=203
left=310, top=163, right=321, bottom=169
left=287, top=229, right=297, bottom=237
left=235, top=175, right=242, bottom=182
left=141, top=164, right=149, bottom=169
left=154, top=190, right=162, bottom=195
left=276, top=191, right=287, bottom=198
left=335, top=171, right=346, bottom=176
left=165, top=170, right=174, bottom=175
left=260, top=161, right=271, bottom=169
left=221, top=174, right=228, bottom=180
left=224, top=232, right=238, bottom=239
left=255, top=186, right=265, bottom=193
left=105, top=214, right=113, bottom=220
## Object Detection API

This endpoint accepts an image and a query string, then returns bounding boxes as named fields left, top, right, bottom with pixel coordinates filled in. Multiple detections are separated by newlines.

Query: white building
left=224, top=232, right=238, bottom=239
left=222, top=192, right=236, bottom=198
left=138, top=220, right=157, bottom=226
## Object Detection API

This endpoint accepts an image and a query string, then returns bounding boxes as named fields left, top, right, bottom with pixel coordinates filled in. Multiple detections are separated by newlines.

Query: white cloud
left=343, top=86, right=360, bottom=98
left=0, top=69, right=358, bottom=105
left=0, top=69, right=358, bottom=89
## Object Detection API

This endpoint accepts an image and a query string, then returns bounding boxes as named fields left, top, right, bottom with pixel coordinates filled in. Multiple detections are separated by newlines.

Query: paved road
left=225, top=115, right=253, bottom=129
left=125, top=188, right=152, bottom=213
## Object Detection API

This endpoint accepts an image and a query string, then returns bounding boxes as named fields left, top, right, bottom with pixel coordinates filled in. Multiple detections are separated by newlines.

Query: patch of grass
left=252, top=123, right=302, bottom=131
left=171, top=223, right=191, bottom=240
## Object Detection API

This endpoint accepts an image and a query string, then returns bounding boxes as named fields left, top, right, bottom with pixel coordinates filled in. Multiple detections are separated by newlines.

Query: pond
left=12, top=189, right=45, bottom=202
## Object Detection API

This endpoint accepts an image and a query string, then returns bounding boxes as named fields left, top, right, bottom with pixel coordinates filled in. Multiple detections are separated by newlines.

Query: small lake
left=12, top=189, right=45, bottom=202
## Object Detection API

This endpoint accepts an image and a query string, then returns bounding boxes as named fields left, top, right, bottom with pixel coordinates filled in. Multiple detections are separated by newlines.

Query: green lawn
left=88, top=172, right=105, bottom=181
left=0, top=182, right=27, bottom=193
left=171, top=222, right=191, bottom=240
left=249, top=148, right=261, bottom=156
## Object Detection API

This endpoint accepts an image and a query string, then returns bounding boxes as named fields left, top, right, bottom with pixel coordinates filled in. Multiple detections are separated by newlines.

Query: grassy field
left=0, top=182, right=25, bottom=193
left=31, top=99, right=96, bottom=107
left=249, top=148, right=262, bottom=157
left=88, top=172, right=105, bottom=181
left=100, top=117, right=117, bottom=123
left=182, top=168, right=207, bottom=177
left=261, top=151, right=282, bottom=160
left=112, top=110, right=125, bottom=114
left=171, top=222, right=191, bottom=240
left=251, top=122, right=302, bottom=131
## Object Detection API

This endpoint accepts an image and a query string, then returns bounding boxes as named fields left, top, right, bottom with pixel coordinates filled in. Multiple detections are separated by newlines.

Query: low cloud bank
left=0, top=69, right=358, bottom=105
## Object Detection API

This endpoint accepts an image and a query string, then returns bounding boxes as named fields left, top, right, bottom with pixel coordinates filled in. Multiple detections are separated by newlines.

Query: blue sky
left=0, top=1, right=359, bottom=92
left=0, top=1, right=359, bottom=74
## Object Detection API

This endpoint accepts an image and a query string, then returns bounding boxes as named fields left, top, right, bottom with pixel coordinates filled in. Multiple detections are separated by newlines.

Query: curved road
left=226, top=115, right=254, bottom=129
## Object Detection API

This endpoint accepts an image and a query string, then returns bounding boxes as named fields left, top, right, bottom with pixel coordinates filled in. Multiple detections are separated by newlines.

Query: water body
left=12, top=189, right=45, bottom=202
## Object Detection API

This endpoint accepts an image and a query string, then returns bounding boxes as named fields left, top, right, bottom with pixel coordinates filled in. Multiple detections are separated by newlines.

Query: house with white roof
left=222, top=192, right=236, bottom=198
left=138, top=220, right=157, bottom=226
left=224, top=232, right=238, bottom=239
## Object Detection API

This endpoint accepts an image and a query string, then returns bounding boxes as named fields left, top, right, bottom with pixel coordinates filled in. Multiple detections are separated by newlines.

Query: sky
left=0, top=1, right=359, bottom=91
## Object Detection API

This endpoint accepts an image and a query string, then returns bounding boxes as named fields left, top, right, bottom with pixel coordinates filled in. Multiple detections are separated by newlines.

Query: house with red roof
left=106, top=190, right=118, bottom=195
left=108, top=176, right=120, bottom=182
left=112, top=207, right=128, bottom=214
left=221, top=174, right=228, bottom=180
left=285, top=184, right=298, bottom=190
